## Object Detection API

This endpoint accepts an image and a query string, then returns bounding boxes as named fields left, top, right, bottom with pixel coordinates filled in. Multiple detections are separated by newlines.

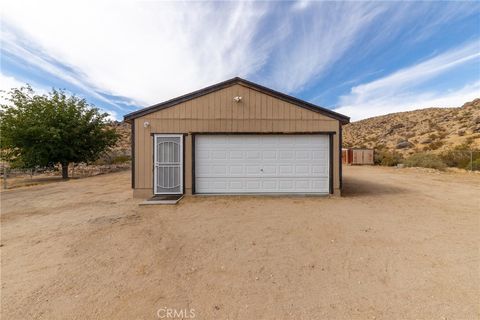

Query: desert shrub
left=428, top=133, right=438, bottom=140
left=375, top=150, right=403, bottom=166
left=467, top=158, right=480, bottom=171
left=396, top=140, right=413, bottom=149
left=465, top=136, right=479, bottom=145
left=111, top=155, right=131, bottom=164
left=440, top=143, right=478, bottom=169
left=424, top=140, right=444, bottom=151
left=94, top=154, right=131, bottom=165
left=404, top=153, right=446, bottom=170
left=437, top=131, right=448, bottom=139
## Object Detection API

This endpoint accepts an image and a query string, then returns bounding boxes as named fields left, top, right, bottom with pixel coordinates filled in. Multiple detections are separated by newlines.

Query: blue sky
left=1, top=1, right=479, bottom=120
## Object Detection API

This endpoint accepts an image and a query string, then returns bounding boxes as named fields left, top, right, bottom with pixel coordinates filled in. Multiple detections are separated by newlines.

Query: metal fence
left=1, top=163, right=130, bottom=190
left=440, top=149, right=480, bottom=172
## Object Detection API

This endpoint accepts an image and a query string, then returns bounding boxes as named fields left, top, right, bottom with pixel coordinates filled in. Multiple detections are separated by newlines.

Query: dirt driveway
left=1, top=166, right=479, bottom=319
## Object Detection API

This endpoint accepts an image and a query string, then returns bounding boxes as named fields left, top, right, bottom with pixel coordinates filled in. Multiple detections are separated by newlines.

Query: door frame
left=153, top=134, right=184, bottom=195
left=192, top=132, right=335, bottom=195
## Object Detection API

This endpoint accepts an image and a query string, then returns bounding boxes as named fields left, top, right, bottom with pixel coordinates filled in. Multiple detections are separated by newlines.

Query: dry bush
left=404, top=153, right=446, bottom=170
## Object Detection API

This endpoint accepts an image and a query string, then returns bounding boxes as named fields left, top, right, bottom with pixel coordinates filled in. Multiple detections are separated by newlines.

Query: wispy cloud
left=0, top=73, right=41, bottom=104
left=1, top=1, right=273, bottom=108
left=1, top=1, right=479, bottom=120
left=335, top=40, right=480, bottom=120
left=0, top=73, right=31, bottom=93
left=263, top=2, right=479, bottom=94
left=0, top=71, right=120, bottom=121
left=265, top=2, right=385, bottom=93
left=1, top=26, right=128, bottom=111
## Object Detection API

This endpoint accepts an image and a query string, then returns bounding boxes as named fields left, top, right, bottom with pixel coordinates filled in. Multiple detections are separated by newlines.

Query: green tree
left=0, top=86, right=119, bottom=179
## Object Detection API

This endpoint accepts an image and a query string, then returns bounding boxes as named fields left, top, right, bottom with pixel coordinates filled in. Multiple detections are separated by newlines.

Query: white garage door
left=195, top=134, right=330, bottom=194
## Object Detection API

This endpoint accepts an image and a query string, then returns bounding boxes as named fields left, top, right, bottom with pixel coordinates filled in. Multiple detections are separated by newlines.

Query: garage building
left=124, top=77, right=350, bottom=198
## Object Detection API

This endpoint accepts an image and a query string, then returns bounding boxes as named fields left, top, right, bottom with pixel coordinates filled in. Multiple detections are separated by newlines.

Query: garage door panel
left=279, top=151, right=295, bottom=160
left=196, top=177, right=330, bottom=193
left=279, top=165, right=293, bottom=175
left=312, top=165, right=328, bottom=175
left=195, top=135, right=330, bottom=194
left=312, top=150, right=327, bottom=160
left=246, top=165, right=261, bottom=175
left=246, top=180, right=261, bottom=190
left=295, top=151, right=311, bottom=160
left=229, top=151, right=243, bottom=160
left=246, top=151, right=261, bottom=160
left=262, top=180, right=277, bottom=190
left=197, top=150, right=210, bottom=160
left=211, top=151, right=227, bottom=160
left=279, top=180, right=294, bottom=189
left=229, top=166, right=244, bottom=175
left=212, top=165, right=227, bottom=175
left=196, top=165, right=210, bottom=175
left=263, top=150, right=277, bottom=160
left=295, top=165, right=309, bottom=175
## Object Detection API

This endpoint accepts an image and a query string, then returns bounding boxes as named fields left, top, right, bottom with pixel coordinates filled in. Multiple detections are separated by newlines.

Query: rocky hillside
left=343, top=99, right=480, bottom=155
left=108, top=99, right=480, bottom=158
left=104, top=121, right=131, bottom=159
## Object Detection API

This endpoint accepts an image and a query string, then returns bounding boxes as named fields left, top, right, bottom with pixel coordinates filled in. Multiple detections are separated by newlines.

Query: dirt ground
left=1, top=166, right=479, bottom=319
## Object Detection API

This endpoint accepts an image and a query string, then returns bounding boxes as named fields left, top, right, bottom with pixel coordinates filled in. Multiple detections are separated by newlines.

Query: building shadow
left=342, top=176, right=409, bottom=197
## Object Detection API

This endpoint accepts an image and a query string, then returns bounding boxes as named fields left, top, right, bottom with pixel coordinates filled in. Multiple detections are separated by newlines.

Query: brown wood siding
left=134, top=83, right=341, bottom=194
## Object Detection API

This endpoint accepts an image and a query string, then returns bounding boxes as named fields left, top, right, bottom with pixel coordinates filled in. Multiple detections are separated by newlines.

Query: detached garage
left=124, top=77, right=349, bottom=198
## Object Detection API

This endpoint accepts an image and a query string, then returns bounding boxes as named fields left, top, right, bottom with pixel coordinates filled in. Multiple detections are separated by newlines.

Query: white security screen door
left=154, top=134, right=183, bottom=194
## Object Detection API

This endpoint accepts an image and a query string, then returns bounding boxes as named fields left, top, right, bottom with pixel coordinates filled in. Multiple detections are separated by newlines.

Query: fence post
left=3, top=167, right=7, bottom=190
left=471, top=150, right=474, bottom=172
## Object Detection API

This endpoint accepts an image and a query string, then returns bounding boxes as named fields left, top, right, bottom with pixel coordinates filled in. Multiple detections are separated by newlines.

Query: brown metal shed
left=124, top=77, right=349, bottom=198
left=342, top=148, right=374, bottom=165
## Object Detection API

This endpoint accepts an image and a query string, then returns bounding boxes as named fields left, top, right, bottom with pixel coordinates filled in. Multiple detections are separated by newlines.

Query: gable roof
left=124, top=77, right=350, bottom=124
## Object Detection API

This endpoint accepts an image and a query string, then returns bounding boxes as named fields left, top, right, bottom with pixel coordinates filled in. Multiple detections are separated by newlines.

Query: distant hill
left=109, top=99, right=480, bottom=159
left=105, top=121, right=131, bottom=159
left=343, top=99, right=480, bottom=155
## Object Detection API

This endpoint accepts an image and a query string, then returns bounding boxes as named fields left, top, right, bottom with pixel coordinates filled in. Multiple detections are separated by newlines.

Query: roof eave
left=123, top=77, right=350, bottom=124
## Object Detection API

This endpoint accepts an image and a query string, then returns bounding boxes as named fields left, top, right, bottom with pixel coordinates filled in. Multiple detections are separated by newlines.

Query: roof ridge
left=124, top=77, right=349, bottom=124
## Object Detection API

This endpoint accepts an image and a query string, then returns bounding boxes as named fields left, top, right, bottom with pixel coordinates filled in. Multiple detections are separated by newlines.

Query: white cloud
left=1, top=1, right=273, bottom=108
left=291, top=1, right=312, bottom=11
left=336, top=81, right=480, bottom=121
left=0, top=73, right=28, bottom=92
left=1, top=28, right=127, bottom=110
left=1, top=0, right=479, bottom=118
left=0, top=73, right=49, bottom=104
left=0, top=72, right=120, bottom=120
left=335, top=41, right=480, bottom=120
left=266, top=2, right=478, bottom=93
left=267, top=2, right=385, bottom=93
left=0, top=73, right=26, bottom=105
